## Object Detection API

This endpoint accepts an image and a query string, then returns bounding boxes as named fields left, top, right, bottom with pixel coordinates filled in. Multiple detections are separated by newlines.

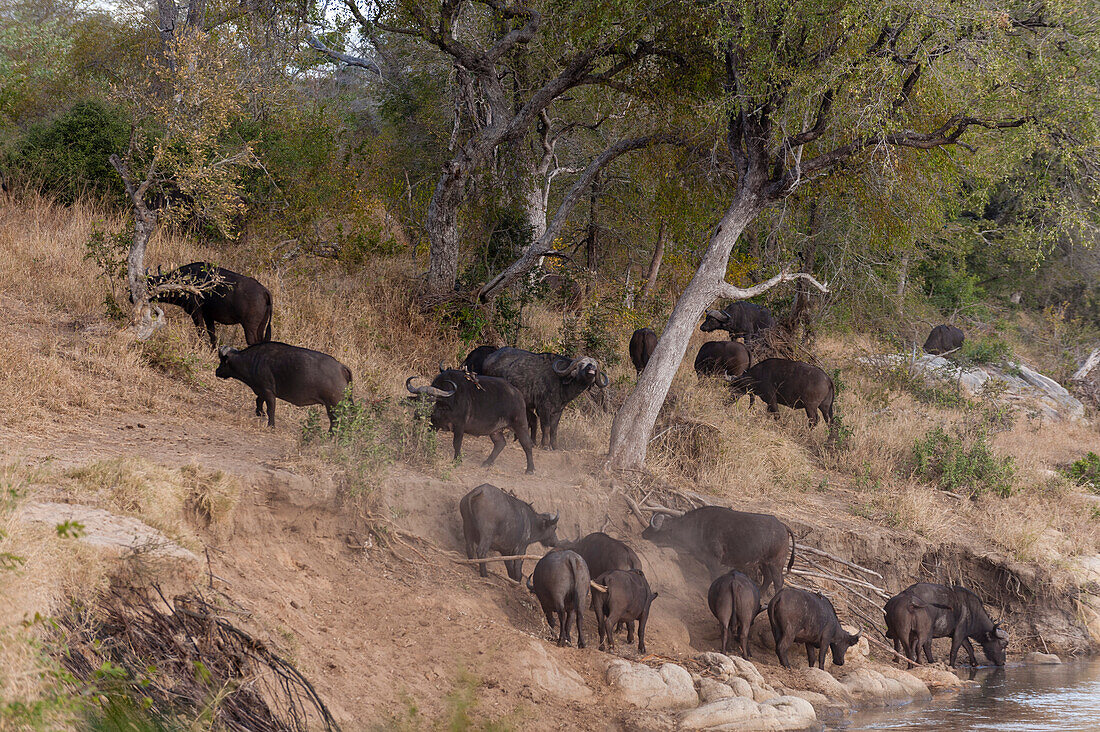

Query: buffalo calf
left=884, top=591, right=951, bottom=668
left=695, top=341, right=750, bottom=378
left=215, top=342, right=351, bottom=429
left=528, top=550, right=590, bottom=647
left=768, top=587, right=861, bottom=669
left=459, top=484, right=558, bottom=581
left=708, top=571, right=763, bottom=657
left=592, top=569, right=656, bottom=653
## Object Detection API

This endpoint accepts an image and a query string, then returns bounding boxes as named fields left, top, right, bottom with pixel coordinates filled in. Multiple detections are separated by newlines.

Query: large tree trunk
left=639, top=220, right=666, bottom=302
left=608, top=186, right=764, bottom=468
left=424, top=164, right=470, bottom=294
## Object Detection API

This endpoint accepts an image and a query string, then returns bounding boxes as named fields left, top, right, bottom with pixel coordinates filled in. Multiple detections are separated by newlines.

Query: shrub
left=8, top=99, right=129, bottom=202
left=1063, top=452, right=1100, bottom=494
left=912, top=425, right=1015, bottom=497
left=960, top=335, right=1011, bottom=365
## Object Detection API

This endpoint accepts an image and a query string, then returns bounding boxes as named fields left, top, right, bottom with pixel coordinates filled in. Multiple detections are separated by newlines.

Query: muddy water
left=832, top=660, right=1100, bottom=731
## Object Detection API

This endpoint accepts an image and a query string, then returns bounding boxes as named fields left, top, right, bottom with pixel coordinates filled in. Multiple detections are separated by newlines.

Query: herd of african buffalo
left=150, top=262, right=1002, bottom=668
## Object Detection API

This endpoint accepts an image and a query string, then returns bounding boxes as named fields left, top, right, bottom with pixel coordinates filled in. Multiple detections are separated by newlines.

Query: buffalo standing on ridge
left=146, top=262, right=272, bottom=348
left=694, top=340, right=750, bottom=378
left=883, top=591, right=951, bottom=668
left=629, top=328, right=658, bottom=374
left=406, top=367, right=535, bottom=473
left=459, top=483, right=559, bottom=581
left=730, top=358, right=834, bottom=427
left=564, top=532, right=642, bottom=581
left=480, top=347, right=608, bottom=450
left=527, top=550, right=590, bottom=647
left=708, top=570, right=763, bottom=657
left=215, top=342, right=350, bottom=429
left=642, top=506, right=795, bottom=593
left=768, top=587, right=861, bottom=669
left=700, top=301, right=776, bottom=341
left=923, top=324, right=965, bottom=355
left=891, top=583, right=1008, bottom=666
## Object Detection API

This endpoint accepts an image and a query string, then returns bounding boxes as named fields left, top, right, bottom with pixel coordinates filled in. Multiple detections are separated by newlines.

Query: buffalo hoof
left=525, top=468, right=535, bottom=475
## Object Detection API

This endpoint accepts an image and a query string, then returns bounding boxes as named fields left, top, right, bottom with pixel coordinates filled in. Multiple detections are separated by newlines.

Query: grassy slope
left=0, top=192, right=1098, bottom=727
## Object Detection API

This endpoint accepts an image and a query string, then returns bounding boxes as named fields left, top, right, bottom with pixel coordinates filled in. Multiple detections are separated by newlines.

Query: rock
left=776, top=686, right=847, bottom=717
left=798, top=667, right=853, bottom=703
left=1024, top=652, right=1062, bottom=665
left=680, top=695, right=817, bottom=731
left=606, top=660, right=698, bottom=710
left=839, top=667, right=920, bottom=706
left=696, top=678, right=739, bottom=704
left=17, top=501, right=199, bottom=561
left=863, top=354, right=1086, bottom=423
left=911, top=666, right=964, bottom=691
left=696, top=652, right=778, bottom=702
left=515, top=640, right=592, bottom=702
left=877, top=667, right=932, bottom=701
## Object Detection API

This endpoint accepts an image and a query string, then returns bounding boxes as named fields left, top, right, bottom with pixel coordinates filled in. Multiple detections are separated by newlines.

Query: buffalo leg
left=474, top=536, right=492, bottom=578
left=452, top=430, right=464, bottom=461
left=806, top=644, right=817, bottom=668
left=261, top=391, right=276, bottom=427
left=624, top=618, right=634, bottom=645
left=557, top=610, right=570, bottom=646
left=774, top=632, right=793, bottom=668
left=254, top=395, right=265, bottom=417
left=526, top=407, right=539, bottom=443
left=594, top=600, right=607, bottom=651
left=484, top=431, right=506, bottom=467
left=738, top=618, right=752, bottom=658
left=504, top=558, right=522, bottom=582
left=638, top=608, right=650, bottom=653
left=546, top=410, right=564, bottom=450
left=961, top=637, right=978, bottom=666
left=805, top=405, right=819, bottom=427
left=536, top=407, right=553, bottom=449
left=575, top=605, right=585, bottom=649
left=817, top=644, right=828, bottom=670
left=922, top=640, right=935, bottom=665
left=761, top=562, right=782, bottom=596
left=326, top=405, right=337, bottom=432
left=513, top=420, right=536, bottom=474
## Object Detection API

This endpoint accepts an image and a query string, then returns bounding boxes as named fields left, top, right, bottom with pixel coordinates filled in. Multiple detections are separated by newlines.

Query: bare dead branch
left=306, top=36, right=384, bottom=78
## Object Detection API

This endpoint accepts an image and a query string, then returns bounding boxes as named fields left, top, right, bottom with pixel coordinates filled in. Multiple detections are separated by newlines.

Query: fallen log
left=794, top=543, right=884, bottom=580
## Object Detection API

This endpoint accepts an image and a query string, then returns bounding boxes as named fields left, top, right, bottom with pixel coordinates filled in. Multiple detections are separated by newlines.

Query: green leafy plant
left=1063, top=452, right=1100, bottom=494
left=912, top=425, right=1015, bottom=497
left=960, top=335, right=1012, bottom=365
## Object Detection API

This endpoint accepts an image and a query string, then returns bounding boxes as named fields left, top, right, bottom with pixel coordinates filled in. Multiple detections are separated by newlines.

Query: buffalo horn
left=439, top=362, right=447, bottom=373
left=405, top=376, right=456, bottom=398
left=596, top=370, right=609, bottom=388
left=994, top=627, right=1008, bottom=639
left=217, top=345, right=235, bottom=358
left=549, top=511, right=559, bottom=523
left=705, top=308, right=729, bottom=322
left=551, top=357, right=574, bottom=376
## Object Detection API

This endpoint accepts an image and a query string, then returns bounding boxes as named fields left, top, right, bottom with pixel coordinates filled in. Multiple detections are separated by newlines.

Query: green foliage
left=960, top=335, right=1011, bottom=365
left=1063, top=452, right=1100, bottom=495
left=137, top=334, right=207, bottom=385
left=8, top=100, right=128, bottom=202
left=912, top=425, right=1015, bottom=497
left=83, top=221, right=129, bottom=282
left=55, top=520, right=84, bottom=539
left=558, top=302, right=626, bottom=367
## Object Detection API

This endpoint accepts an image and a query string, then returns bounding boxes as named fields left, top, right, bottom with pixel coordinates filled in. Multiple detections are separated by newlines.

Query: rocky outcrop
left=696, top=652, right=778, bottom=702
left=516, top=640, right=593, bottom=702
left=838, top=667, right=930, bottom=706
left=17, top=501, right=199, bottom=561
left=679, top=695, right=817, bottom=731
left=606, top=660, right=698, bottom=710
left=867, top=354, right=1086, bottom=422
left=1024, top=652, right=1062, bottom=665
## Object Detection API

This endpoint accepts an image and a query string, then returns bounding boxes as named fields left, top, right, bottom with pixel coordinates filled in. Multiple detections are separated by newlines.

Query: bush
left=8, top=99, right=129, bottom=202
left=1063, top=452, right=1100, bottom=494
left=912, top=425, right=1015, bottom=497
left=960, top=335, right=1011, bottom=365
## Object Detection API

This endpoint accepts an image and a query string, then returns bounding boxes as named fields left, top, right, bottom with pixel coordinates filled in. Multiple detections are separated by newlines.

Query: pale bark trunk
left=639, top=220, right=666, bottom=302
left=424, top=164, right=469, bottom=294
left=896, top=251, right=910, bottom=297
left=608, top=189, right=763, bottom=468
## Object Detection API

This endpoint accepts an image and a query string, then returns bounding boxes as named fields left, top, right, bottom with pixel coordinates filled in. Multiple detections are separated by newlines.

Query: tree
left=310, top=0, right=687, bottom=295
left=607, top=0, right=1100, bottom=468
left=109, top=0, right=257, bottom=338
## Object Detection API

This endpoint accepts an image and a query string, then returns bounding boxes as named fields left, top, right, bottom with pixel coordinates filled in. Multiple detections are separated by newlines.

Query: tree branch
left=306, top=35, right=384, bottom=78
left=785, top=90, right=834, bottom=148
left=716, top=267, right=829, bottom=301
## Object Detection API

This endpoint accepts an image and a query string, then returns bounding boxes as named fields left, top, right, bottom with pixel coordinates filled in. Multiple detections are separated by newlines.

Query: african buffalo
left=884, top=591, right=951, bottom=668
left=527, top=550, right=590, bottom=647
left=642, top=506, right=795, bottom=593
left=592, top=569, right=656, bottom=653
left=701, top=301, right=776, bottom=341
left=896, top=583, right=1008, bottom=666
left=768, top=587, right=861, bottom=669
left=215, top=342, right=350, bottom=429
left=146, top=262, right=272, bottom=348
left=406, top=368, right=535, bottom=473
left=459, top=483, right=559, bottom=581
left=708, top=571, right=763, bottom=657
left=923, top=324, right=965, bottom=355
left=564, top=532, right=642, bottom=581
left=629, top=328, right=658, bottom=373
left=695, top=341, right=750, bottom=378
left=730, top=358, right=834, bottom=427
left=481, top=347, right=608, bottom=450
left=460, top=345, right=499, bottom=374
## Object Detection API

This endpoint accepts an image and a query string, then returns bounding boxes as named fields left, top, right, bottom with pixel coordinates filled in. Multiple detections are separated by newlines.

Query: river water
left=830, top=660, right=1100, bottom=731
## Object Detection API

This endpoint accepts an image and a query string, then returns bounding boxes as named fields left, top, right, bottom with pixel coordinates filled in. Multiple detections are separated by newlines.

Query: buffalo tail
left=786, top=527, right=796, bottom=573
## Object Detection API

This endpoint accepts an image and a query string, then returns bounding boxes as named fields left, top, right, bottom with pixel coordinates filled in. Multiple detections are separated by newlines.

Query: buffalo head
left=215, top=346, right=239, bottom=379
left=830, top=626, right=862, bottom=666
left=641, top=512, right=673, bottom=544
left=533, top=510, right=561, bottom=548
left=551, top=356, right=609, bottom=388
left=977, top=625, right=1009, bottom=666
left=700, top=308, right=731, bottom=333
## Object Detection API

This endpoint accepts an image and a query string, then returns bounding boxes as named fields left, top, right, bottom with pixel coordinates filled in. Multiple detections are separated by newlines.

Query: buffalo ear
left=649, top=513, right=666, bottom=530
